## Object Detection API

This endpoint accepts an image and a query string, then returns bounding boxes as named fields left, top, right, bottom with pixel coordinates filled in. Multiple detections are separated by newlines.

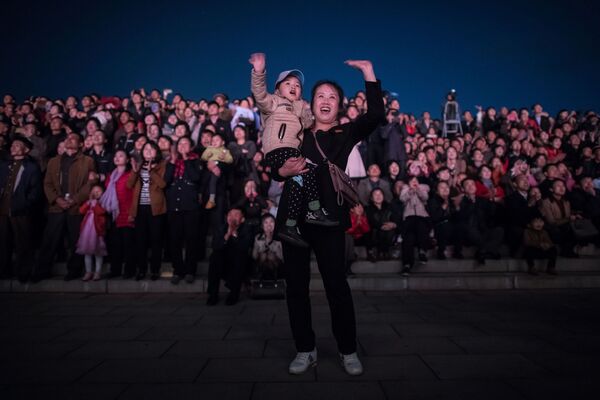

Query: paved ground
left=1, top=289, right=600, bottom=400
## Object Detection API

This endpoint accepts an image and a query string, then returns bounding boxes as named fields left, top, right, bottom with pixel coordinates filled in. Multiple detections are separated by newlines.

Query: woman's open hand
left=344, top=60, right=376, bottom=82
left=278, top=157, right=308, bottom=178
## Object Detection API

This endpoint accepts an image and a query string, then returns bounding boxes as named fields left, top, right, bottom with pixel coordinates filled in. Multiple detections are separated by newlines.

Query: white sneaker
left=340, top=352, right=363, bottom=376
left=288, top=348, right=317, bottom=375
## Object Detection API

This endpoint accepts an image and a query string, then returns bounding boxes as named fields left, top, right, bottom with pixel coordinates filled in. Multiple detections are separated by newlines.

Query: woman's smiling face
left=312, top=83, right=339, bottom=125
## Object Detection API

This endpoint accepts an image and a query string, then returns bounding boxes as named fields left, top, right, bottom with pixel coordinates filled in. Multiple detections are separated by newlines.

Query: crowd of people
left=1, top=83, right=600, bottom=295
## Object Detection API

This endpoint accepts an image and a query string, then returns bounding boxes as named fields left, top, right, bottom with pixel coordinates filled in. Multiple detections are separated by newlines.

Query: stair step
left=5, top=271, right=600, bottom=293
left=50, top=256, right=600, bottom=277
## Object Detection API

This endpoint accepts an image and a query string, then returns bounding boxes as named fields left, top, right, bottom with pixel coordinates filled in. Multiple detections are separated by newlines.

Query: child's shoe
left=82, top=272, right=93, bottom=281
left=278, top=226, right=309, bottom=248
left=93, top=272, right=102, bottom=281
left=305, top=208, right=338, bottom=227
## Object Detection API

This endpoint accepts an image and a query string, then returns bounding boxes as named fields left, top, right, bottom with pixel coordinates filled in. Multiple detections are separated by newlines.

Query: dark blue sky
left=2, top=0, right=599, bottom=115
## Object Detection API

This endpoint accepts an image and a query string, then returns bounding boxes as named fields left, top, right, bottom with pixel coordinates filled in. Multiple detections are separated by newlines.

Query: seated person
left=252, top=214, right=283, bottom=281
left=428, top=180, right=457, bottom=259
left=365, top=188, right=397, bottom=261
left=539, top=179, right=578, bottom=257
left=523, top=216, right=558, bottom=275
left=358, top=164, right=393, bottom=206
left=207, top=208, right=253, bottom=306
left=399, top=176, right=431, bottom=274
left=454, top=178, right=505, bottom=265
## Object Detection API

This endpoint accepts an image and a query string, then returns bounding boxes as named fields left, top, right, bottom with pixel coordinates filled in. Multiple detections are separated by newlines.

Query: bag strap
left=311, top=131, right=328, bottom=162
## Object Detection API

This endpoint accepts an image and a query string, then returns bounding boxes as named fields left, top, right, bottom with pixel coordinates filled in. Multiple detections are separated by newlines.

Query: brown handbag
left=312, top=132, right=360, bottom=207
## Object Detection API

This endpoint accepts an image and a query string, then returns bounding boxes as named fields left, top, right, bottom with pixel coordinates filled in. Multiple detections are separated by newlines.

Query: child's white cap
left=275, top=69, right=305, bottom=88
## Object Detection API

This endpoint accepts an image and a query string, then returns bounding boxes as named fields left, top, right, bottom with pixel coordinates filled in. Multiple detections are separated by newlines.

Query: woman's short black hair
left=310, top=80, right=345, bottom=110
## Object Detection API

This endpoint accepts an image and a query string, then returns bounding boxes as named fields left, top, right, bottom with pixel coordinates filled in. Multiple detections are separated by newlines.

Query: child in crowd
left=523, top=216, right=558, bottom=275
left=249, top=52, right=337, bottom=247
left=76, top=184, right=108, bottom=281
left=201, top=133, right=233, bottom=209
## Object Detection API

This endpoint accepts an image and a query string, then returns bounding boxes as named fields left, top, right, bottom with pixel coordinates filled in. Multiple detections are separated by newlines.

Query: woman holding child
left=250, top=53, right=384, bottom=376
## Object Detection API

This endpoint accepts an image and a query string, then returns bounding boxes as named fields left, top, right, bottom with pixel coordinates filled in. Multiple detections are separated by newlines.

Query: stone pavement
left=1, top=289, right=600, bottom=399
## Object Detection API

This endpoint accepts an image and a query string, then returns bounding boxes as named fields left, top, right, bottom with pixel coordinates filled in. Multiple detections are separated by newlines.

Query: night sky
left=2, top=0, right=599, bottom=115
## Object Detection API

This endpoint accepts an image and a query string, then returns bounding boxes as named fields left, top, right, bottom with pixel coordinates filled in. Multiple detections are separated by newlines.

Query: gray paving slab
left=53, top=327, right=149, bottom=342
left=360, top=336, right=465, bottom=355
left=521, top=352, right=600, bottom=377
left=199, top=357, right=316, bottom=382
left=449, top=335, right=561, bottom=354
left=119, top=315, right=201, bottom=327
left=507, top=378, right=600, bottom=400
left=0, top=359, right=101, bottom=384
left=252, top=382, right=387, bottom=400
left=541, top=334, right=600, bottom=354
left=1, top=383, right=126, bottom=400
left=47, top=315, right=133, bottom=328
left=391, top=323, right=485, bottom=337
left=163, top=339, right=265, bottom=358
left=80, top=359, right=207, bottom=383
left=355, top=312, right=426, bottom=323
left=263, top=338, right=342, bottom=358
left=119, top=383, right=253, bottom=400
left=3, top=290, right=600, bottom=396
left=66, top=341, right=175, bottom=359
left=0, top=341, right=83, bottom=359
left=196, top=313, right=276, bottom=325
left=107, top=304, right=181, bottom=315
left=421, top=354, right=549, bottom=379
left=0, top=315, right=61, bottom=328
left=416, top=310, right=501, bottom=323
left=224, top=323, right=299, bottom=340
left=0, top=326, right=70, bottom=342
left=381, top=380, right=526, bottom=400
left=472, top=321, right=572, bottom=336
left=42, top=305, right=116, bottom=316
left=314, top=355, right=438, bottom=381
left=137, top=325, right=230, bottom=340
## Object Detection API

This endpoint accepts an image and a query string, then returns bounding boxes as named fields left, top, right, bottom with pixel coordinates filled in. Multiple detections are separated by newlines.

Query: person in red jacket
left=475, top=165, right=505, bottom=202
left=345, top=204, right=371, bottom=274
left=100, top=150, right=135, bottom=278
left=76, top=184, right=107, bottom=281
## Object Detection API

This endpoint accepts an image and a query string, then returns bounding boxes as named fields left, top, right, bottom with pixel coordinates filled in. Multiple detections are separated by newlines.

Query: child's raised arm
left=250, top=52, right=276, bottom=114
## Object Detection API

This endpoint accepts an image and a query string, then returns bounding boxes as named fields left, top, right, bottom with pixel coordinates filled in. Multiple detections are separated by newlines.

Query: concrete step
left=5, top=271, right=600, bottom=293
left=50, top=256, right=600, bottom=277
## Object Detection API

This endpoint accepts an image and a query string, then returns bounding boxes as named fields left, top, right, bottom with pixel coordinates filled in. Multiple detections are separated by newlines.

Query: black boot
left=305, top=208, right=339, bottom=227
left=277, top=226, right=309, bottom=248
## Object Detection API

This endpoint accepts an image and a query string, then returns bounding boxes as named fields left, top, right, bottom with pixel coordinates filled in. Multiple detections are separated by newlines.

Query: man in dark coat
left=0, top=136, right=43, bottom=281
left=206, top=208, right=253, bottom=306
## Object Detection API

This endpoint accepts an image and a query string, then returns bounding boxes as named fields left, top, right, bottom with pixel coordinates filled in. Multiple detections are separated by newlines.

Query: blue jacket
left=0, top=157, right=43, bottom=216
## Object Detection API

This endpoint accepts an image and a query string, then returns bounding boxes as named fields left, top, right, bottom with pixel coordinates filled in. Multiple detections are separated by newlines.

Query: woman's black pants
left=169, top=210, right=200, bottom=277
left=282, top=225, right=357, bottom=355
left=134, top=205, right=164, bottom=274
left=401, top=216, right=431, bottom=266
left=109, top=226, right=135, bottom=276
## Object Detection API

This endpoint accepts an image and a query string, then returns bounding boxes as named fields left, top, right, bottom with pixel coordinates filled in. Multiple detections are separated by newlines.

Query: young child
left=249, top=52, right=337, bottom=247
left=523, top=216, right=558, bottom=275
left=201, top=133, right=233, bottom=209
left=76, top=184, right=108, bottom=281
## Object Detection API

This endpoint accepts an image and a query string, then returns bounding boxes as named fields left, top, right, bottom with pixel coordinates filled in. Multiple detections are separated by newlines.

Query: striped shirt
left=139, top=168, right=151, bottom=205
